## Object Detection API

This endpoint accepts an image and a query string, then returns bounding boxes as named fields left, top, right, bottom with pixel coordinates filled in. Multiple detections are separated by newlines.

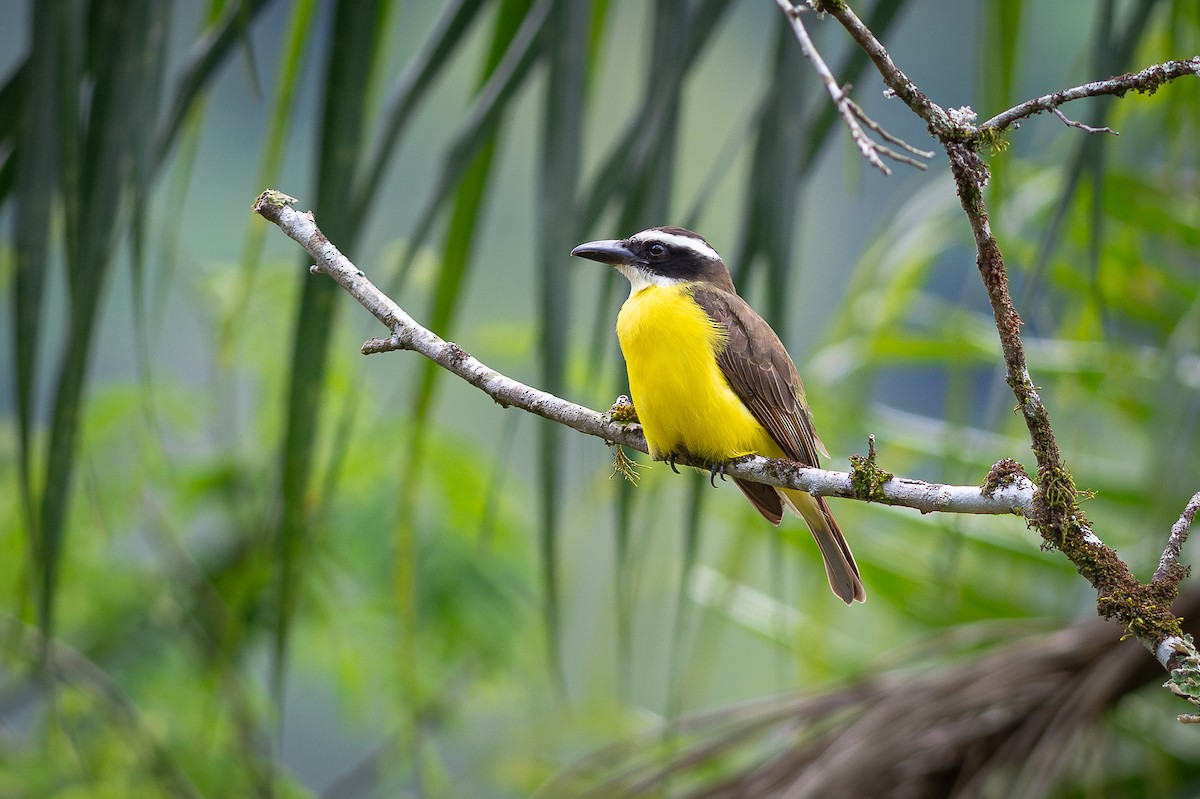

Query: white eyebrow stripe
left=632, top=230, right=721, bottom=261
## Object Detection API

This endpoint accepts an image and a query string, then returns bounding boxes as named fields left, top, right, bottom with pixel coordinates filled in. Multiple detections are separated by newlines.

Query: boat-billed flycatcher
left=571, top=227, right=865, bottom=604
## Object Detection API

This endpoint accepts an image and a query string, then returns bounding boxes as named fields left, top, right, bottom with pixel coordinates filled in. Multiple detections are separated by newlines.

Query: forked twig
left=981, top=56, right=1200, bottom=133
left=775, top=0, right=931, bottom=175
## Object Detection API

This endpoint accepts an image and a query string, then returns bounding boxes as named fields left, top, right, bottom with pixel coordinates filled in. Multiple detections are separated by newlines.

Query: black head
left=571, top=226, right=736, bottom=293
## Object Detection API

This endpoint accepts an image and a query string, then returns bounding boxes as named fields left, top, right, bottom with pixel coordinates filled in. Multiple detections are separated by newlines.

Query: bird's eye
left=647, top=242, right=668, bottom=259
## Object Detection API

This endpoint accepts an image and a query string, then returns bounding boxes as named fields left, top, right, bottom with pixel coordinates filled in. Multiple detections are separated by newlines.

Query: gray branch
left=1156, top=492, right=1200, bottom=584
left=775, top=0, right=931, bottom=175
left=981, top=56, right=1200, bottom=133
left=253, top=190, right=1031, bottom=518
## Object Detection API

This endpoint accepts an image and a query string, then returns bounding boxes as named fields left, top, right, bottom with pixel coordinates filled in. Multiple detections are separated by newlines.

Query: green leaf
left=536, top=0, right=590, bottom=692
left=31, top=0, right=169, bottom=642
left=10, top=7, right=60, bottom=565
left=154, top=0, right=277, bottom=168
left=272, top=0, right=395, bottom=715
left=350, top=0, right=491, bottom=226
left=388, top=0, right=551, bottom=295
left=409, top=0, right=535, bottom=424
left=980, top=0, right=1023, bottom=199
left=220, top=0, right=318, bottom=360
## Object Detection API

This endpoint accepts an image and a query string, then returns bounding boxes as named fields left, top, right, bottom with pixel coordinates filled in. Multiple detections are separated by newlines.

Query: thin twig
left=845, top=96, right=934, bottom=162
left=252, top=189, right=1033, bottom=517
left=775, top=0, right=930, bottom=174
left=810, top=0, right=952, bottom=133
left=1052, top=106, right=1118, bottom=135
left=981, top=56, right=1200, bottom=133
left=1156, top=491, right=1200, bottom=584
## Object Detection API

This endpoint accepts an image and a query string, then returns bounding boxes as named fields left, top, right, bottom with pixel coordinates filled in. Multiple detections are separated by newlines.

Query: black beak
left=570, top=239, right=635, bottom=265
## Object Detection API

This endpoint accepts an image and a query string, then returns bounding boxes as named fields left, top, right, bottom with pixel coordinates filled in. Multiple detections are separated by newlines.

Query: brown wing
left=689, top=285, right=826, bottom=467
left=692, top=286, right=865, bottom=603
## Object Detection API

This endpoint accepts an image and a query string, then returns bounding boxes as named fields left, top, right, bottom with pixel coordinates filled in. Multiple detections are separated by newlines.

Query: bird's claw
left=708, top=461, right=727, bottom=487
left=667, top=453, right=680, bottom=474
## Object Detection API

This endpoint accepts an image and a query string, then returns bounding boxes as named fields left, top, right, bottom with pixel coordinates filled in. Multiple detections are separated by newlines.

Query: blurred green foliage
left=1, top=0, right=1198, bottom=796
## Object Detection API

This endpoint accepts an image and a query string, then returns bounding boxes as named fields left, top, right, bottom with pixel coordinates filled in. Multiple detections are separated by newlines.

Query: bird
left=571, top=226, right=865, bottom=604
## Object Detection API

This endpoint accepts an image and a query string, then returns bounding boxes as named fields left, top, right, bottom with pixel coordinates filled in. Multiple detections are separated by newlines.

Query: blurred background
left=2, top=0, right=1199, bottom=796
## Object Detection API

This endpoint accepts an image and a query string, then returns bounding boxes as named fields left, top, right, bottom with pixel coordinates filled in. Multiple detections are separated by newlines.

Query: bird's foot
left=708, top=461, right=728, bottom=488
left=666, top=453, right=681, bottom=474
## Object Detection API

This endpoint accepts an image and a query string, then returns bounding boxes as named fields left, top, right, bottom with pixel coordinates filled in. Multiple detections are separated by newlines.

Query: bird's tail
left=782, top=489, right=866, bottom=604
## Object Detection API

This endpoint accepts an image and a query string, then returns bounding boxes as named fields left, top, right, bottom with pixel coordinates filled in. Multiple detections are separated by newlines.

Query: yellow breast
left=616, top=284, right=775, bottom=462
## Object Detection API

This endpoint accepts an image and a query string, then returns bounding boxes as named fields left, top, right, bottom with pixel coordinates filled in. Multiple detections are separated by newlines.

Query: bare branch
left=252, top=191, right=630, bottom=446
left=1051, top=106, right=1118, bottom=135
left=1156, top=491, right=1200, bottom=584
left=981, top=56, right=1200, bottom=133
left=253, top=189, right=1032, bottom=518
left=844, top=96, right=935, bottom=166
left=774, top=1, right=931, bottom=174
left=809, top=0, right=953, bottom=133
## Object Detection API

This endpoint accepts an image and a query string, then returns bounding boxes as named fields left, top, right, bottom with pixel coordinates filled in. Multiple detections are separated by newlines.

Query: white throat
left=617, top=264, right=683, bottom=297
